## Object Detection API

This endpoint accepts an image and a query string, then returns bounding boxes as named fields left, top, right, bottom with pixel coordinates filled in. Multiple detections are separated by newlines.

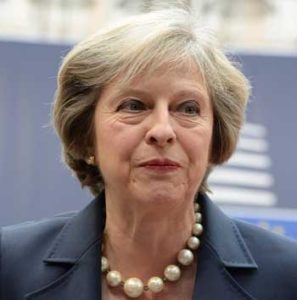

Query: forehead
left=109, top=62, right=207, bottom=94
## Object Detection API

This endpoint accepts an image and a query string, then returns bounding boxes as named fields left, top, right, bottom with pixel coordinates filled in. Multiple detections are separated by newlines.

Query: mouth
left=139, top=159, right=181, bottom=171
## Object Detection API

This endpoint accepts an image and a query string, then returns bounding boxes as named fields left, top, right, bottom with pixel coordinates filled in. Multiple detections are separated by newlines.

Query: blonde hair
left=52, top=8, right=250, bottom=196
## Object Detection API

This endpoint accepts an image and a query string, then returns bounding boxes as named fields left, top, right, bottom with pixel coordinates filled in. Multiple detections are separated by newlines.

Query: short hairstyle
left=52, top=8, right=250, bottom=196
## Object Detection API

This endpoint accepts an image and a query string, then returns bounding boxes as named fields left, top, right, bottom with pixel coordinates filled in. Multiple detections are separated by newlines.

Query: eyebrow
left=113, top=88, right=151, bottom=99
left=171, top=89, right=209, bottom=101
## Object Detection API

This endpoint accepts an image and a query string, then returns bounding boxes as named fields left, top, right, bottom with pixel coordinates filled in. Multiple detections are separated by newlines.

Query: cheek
left=186, top=129, right=213, bottom=163
left=187, top=138, right=211, bottom=186
left=95, top=120, right=141, bottom=166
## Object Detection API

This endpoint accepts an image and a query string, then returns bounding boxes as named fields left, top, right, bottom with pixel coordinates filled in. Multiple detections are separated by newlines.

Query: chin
left=135, top=184, right=186, bottom=206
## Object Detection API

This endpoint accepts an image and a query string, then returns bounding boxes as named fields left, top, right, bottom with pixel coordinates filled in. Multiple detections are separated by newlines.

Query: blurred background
left=1, top=0, right=297, bottom=238
left=0, top=0, right=297, bottom=53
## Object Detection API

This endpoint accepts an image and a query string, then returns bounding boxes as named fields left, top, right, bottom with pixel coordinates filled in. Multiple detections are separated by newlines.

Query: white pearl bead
left=187, top=236, right=200, bottom=250
left=194, top=203, right=200, bottom=212
left=106, top=271, right=122, bottom=287
left=193, top=223, right=203, bottom=236
left=195, top=212, right=202, bottom=223
left=147, top=276, right=164, bottom=293
left=101, top=256, right=109, bottom=272
left=164, top=264, right=181, bottom=281
left=177, top=249, right=194, bottom=266
left=123, top=278, right=144, bottom=298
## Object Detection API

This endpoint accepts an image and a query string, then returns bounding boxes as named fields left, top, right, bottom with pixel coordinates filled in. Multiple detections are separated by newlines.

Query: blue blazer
left=1, top=193, right=297, bottom=300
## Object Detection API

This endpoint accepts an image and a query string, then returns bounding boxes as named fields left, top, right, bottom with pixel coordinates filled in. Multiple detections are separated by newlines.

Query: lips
left=139, top=159, right=181, bottom=167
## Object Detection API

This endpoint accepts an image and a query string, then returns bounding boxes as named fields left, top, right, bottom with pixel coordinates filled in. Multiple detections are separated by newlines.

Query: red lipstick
left=139, top=159, right=181, bottom=171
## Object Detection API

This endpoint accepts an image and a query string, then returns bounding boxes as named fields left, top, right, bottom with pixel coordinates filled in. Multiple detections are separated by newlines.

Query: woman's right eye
left=117, top=99, right=146, bottom=112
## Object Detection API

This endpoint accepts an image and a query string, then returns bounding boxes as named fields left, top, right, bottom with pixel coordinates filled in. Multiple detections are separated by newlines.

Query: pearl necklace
left=101, top=202, right=203, bottom=298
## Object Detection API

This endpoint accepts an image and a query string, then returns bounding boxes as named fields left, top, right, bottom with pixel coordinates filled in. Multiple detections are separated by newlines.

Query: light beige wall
left=0, top=0, right=296, bottom=53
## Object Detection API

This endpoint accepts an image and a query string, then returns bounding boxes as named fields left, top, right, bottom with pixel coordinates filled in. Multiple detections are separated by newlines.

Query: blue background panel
left=238, top=217, right=297, bottom=240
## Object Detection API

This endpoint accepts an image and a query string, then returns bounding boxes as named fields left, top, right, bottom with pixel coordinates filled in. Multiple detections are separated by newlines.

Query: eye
left=117, top=99, right=146, bottom=112
left=177, top=100, right=200, bottom=115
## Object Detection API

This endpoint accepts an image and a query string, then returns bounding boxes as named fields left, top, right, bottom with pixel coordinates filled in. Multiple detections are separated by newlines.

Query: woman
left=1, top=8, right=296, bottom=300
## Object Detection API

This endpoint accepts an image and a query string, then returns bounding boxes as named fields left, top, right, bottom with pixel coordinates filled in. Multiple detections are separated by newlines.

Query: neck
left=103, top=189, right=196, bottom=281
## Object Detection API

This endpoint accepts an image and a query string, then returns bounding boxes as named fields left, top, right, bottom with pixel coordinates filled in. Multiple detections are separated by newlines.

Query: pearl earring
left=86, top=155, right=95, bottom=165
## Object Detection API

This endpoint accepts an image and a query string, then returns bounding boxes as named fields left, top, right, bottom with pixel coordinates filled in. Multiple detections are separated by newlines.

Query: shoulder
left=234, top=218, right=297, bottom=258
left=234, top=219, right=297, bottom=297
left=1, top=211, right=76, bottom=260
left=0, top=212, right=76, bottom=298
left=1, top=211, right=76, bottom=258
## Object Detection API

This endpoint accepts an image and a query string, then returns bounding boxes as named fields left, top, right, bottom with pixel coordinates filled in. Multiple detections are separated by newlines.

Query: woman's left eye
left=177, top=101, right=200, bottom=115
left=117, top=99, right=146, bottom=112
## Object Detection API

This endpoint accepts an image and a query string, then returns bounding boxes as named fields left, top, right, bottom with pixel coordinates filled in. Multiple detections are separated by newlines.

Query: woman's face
left=94, top=65, right=213, bottom=205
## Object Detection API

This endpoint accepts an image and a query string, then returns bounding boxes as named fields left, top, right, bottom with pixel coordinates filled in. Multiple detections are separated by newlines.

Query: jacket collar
left=26, top=192, right=258, bottom=300
left=25, top=194, right=105, bottom=300
left=199, top=193, right=258, bottom=269
left=192, top=194, right=258, bottom=300
left=43, top=193, right=105, bottom=265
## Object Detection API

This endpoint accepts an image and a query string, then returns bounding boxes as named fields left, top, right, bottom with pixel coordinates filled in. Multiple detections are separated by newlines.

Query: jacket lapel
left=25, top=242, right=101, bottom=300
left=192, top=194, right=258, bottom=300
left=25, top=195, right=105, bottom=300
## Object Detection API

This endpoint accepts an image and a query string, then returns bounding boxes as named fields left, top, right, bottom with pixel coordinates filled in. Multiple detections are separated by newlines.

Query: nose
left=145, top=108, right=176, bottom=147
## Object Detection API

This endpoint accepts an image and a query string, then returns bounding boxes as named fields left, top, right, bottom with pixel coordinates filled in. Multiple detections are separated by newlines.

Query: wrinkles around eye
left=116, top=99, right=147, bottom=112
left=173, top=109, right=213, bottom=126
left=176, top=100, right=200, bottom=116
